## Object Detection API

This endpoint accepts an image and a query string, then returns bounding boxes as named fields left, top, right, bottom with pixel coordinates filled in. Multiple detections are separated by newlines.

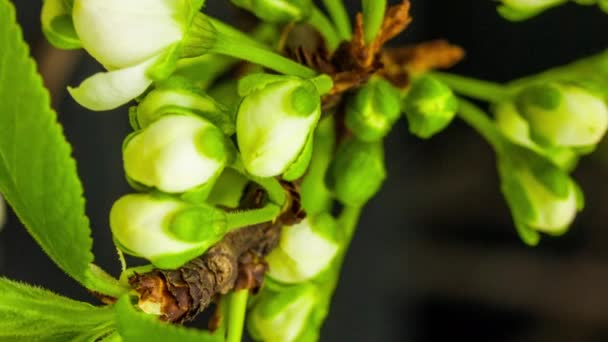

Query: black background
left=3, top=1, right=608, bottom=341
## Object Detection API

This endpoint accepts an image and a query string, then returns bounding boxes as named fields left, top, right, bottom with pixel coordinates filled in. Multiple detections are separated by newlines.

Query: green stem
left=211, top=34, right=316, bottom=78
left=308, top=7, right=341, bottom=50
left=431, top=71, right=513, bottom=103
left=362, top=0, right=386, bottom=44
left=226, top=289, right=249, bottom=342
left=207, top=16, right=270, bottom=49
left=186, top=14, right=315, bottom=78
left=457, top=98, right=506, bottom=152
left=322, top=0, right=352, bottom=40
left=229, top=159, right=287, bottom=206
left=226, top=203, right=281, bottom=230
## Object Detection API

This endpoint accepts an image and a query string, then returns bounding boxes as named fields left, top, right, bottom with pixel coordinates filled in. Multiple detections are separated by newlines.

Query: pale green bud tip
left=266, top=216, right=339, bottom=283
left=328, top=139, right=386, bottom=206
left=135, top=79, right=234, bottom=134
left=498, top=0, right=565, bottom=21
left=346, top=78, right=401, bottom=142
left=516, top=82, right=608, bottom=148
left=124, top=115, right=228, bottom=193
left=248, top=285, right=317, bottom=342
left=403, top=76, right=458, bottom=139
left=237, top=76, right=321, bottom=177
left=110, top=194, right=226, bottom=268
left=231, top=0, right=313, bottom=23
left=73, top=0, right=188, bottom=69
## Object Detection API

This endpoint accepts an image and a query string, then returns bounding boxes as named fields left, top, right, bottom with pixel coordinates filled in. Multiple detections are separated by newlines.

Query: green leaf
left=0, top=1, right=125, bottom=296
left=0, top=277, right=114, bottom=341
left=115, top=296, right=224, bottom=342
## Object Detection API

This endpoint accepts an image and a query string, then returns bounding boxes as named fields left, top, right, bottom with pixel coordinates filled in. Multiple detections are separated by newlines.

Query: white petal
left=68, top=55, right=159, bottom=111
left=73, top=0, right=187, bottom=68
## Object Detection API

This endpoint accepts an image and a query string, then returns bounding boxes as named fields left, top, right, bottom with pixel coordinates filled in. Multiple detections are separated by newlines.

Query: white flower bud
left=248, top=284, right=317, bottom=342
left=499, top=145, right=583, bottom=245
left=110, top=193, right=227, bottom=269
left=266, top=215, right=339, bottom=283
left=73, top=0, right=189, bottom=69
left=516, top=82, right=608, bottom=148
left=68, top=0, right=206, bottom=111
left=236, top=74, right=322, bottom=177
left=124, top=115, right=230, bottom=193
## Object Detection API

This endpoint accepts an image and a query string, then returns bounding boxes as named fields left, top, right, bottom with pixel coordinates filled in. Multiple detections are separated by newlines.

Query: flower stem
left=321, top=0, right=352, bottom=40
left=457, top=98, right=506, bottom=152
left=308, top=6, right=341, bottom=50
left=431, top=71, right=513, bottom=103
left=362, top=0, right=386, bottom=44
left=226, top=204, right=281, bottom=230
left=226, top=289, right=249, bottom=342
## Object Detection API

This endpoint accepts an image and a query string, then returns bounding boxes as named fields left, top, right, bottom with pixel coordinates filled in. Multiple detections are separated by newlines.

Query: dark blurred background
left=3, top=1, right=608, bottom=341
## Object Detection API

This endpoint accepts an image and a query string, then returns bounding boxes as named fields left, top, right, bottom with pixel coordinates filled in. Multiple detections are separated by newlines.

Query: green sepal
left=136, top=77, right=235, bottom=134
left=309, top=213, right=339, bottom=243
left=150, top=246, right=210, bottom=270
left=167, top=204, right=227, bottom=243
left=498, top=160, right=538, bottom=227
left=283, top=132, right=314, bottom=181
left=403, top=75, right=458, bottom=139
left=238, top=73, right=297, bottom=97
left=114, top=295, right=223, bottom=341
left=497, top=5, right=543, bottom=21
left=41, top=0, right=81, bottom=50
left=146, top=43, right=182, bottom=81
left=514, top=220, right=540, bottom=246
left=346, top=78, right=401, bottom=142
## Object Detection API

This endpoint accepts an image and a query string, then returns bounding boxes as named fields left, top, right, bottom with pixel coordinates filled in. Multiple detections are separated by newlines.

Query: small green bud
left=345, top=78, right=401, bottom=142
left=403, top=76, right=458, bottom=139
left=248, top=284, right=317, bottom=342
left=41, top=0, right=81, bottom=49
left=135, top=78, right=235, bottom=134
left=516, top=82, right=608, bottom=148
left=124, top=114, right=230, bottom=194
left=266, top=215, right=339, bottom=283
left=327, top=138, right=386, bottom=206
left=236, top=74, right=322, bottom=177
left=494, top=102, right=579, bottom=170
left=498, top=0, right=566, bottom=21
left=231, top=0, right=313, bottom=23
left=110, top=193, right=228, bottom=269
left=498, top=144, right=583, bottom=245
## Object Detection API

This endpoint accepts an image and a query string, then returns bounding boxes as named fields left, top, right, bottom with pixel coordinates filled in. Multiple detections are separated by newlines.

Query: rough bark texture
left=129, top=182, right=304, bottom=323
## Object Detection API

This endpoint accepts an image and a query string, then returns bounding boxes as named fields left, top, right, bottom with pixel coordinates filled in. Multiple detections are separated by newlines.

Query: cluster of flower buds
left=494, top=81, right=608, bottom=169
left=497, top=144, right=584, bottom=245
left=498, top=0, right=608, bottom=21
left=489, top=81, right=607, bottom=243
